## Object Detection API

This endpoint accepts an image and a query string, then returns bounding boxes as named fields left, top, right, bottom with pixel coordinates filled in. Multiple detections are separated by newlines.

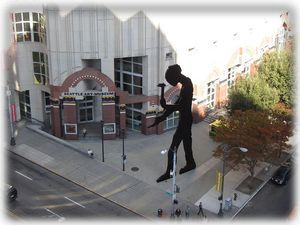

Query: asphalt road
left=235, top=171, right=294, bottom=220
left=6, top=152, right=143, bottom=221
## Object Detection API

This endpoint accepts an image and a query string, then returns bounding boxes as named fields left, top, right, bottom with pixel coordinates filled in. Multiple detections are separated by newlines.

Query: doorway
left=78, top=96, right=94, bottom=123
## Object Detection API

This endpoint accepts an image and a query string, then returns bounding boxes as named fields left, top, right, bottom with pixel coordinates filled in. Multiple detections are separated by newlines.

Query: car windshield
left=275, top=167, right=289, bottom=177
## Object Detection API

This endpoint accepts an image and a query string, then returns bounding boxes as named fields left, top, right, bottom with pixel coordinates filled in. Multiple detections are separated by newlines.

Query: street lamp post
left=100, top=120, right=104, bottom=162
left=218, top=145, right=248, bottom=217
left=121, top=129, right=126, bottom=171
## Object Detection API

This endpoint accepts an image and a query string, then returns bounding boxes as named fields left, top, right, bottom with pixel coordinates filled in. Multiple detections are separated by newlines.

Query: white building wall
left=45, top=6, right=176, bottom=98
left=13, top=42, right=49, bottom=122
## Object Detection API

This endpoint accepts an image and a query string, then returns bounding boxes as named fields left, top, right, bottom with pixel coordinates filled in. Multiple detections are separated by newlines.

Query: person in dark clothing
left=197, top=202, right=205, bottom=217
left=149, top=64, right=196, bottom=183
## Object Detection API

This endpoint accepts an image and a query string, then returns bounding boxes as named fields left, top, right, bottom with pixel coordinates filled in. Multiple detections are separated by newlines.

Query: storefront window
left=78, top=96, right=94, bottom=123
left=125, top=103, right=142, bottom=132
left=164, top=111, right=179, bottom=130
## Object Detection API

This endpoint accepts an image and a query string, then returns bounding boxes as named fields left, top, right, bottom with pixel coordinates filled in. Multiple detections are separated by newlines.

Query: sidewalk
left=8, top=121, right=288, bottom=220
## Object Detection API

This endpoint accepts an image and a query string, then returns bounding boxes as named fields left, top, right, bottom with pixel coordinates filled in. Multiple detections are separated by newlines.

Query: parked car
left=6, top=184, right=17, bottom=202
left=271, top=165, right=291, bottom=185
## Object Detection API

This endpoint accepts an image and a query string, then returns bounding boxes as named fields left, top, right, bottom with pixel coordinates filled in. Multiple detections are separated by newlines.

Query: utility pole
left=100, top=120, right=104, bottom=162
left=121, top=129, right=126, bottom=171
left=171, top=147, right=178, bottom=218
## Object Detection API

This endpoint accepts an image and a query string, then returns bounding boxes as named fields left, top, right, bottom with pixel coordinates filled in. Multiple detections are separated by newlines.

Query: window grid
left=164, top=111, right=179, bottom=130
left=32, top=52, right=49, bottom=85
left=125, top=103, right=142, bottom=131
left=19, top=90, right=31, bottom=119
left=207, top=81, right=216, bottom=108
left=12, top=12, right=46, bottom=43
left=43, top=92, right=51, bottom=113
left=78, top=96, right=94, bottom=122
left=114, top=57, right=143, bottom=95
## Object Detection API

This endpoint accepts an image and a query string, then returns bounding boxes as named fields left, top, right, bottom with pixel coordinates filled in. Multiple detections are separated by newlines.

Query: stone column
left=63, top=98, right=78, bottom=140
left=50, top=98, right=62, bottom=138
left=101, top=92, right=116, bottom=140
left=141, top=112, right=157, bottom=135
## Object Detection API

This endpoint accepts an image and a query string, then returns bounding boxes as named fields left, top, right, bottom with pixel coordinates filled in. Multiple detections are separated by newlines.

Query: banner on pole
left=10, top=104, right=16, bottom=122
left=215, top=170, right=222, bottom=192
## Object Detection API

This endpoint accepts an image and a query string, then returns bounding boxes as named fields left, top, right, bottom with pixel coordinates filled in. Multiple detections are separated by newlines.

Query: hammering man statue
left=149, top=64, right=196, bottom=183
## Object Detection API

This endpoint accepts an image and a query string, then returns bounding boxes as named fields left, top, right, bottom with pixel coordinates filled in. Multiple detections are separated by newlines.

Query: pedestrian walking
left=82, top=128, right=87, bottom=138
left=197, top=202, right=204, bottom=217
left=185, top=206, right=190, bottom=218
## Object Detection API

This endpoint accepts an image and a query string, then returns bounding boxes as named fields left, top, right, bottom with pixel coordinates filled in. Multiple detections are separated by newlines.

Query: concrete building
left=5, top=5, right=291, bottom=140
left=6, top=5, right=197, bottom=140
left=203, top=11, right=292, bottom=111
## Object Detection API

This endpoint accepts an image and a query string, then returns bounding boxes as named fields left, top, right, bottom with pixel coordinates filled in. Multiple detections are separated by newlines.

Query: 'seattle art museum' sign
left=61, top=90, right=115, bottom=98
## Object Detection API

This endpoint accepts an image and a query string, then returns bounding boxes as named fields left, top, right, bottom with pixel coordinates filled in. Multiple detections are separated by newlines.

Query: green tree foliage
left=212, top=110, right=292, bottom=178
left=227, top=76, right=279, bottom=113
left=258, top=50, right=294, bottom=107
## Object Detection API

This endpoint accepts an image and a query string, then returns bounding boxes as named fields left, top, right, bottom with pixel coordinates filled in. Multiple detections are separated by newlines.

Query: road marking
left=15, top=170, right=33, bottom=181
left=45, top=208, right=65, bottom=222
left=64, top=196, right=86, bottom=208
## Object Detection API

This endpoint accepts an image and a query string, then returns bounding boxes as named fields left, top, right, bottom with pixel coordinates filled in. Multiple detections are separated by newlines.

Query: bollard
left=234, top=192, right=237, bottom=201
left=175, top=208, right=181, bottom=217
left=87, top=149, right=94, bottom=158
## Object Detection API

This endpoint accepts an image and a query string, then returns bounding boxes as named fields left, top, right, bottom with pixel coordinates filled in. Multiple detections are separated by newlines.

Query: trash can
left=224, top=197, right=232, bottom=211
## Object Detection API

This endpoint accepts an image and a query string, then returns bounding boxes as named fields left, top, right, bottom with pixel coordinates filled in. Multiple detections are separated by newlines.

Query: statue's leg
left=179, top=124, right=196, bottom=174
left=156, top=130, right=182, bottom=183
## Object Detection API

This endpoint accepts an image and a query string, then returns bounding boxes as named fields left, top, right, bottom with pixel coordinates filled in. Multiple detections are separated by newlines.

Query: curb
left=26, top=125, right=89, bottom=157
left=9, top=150, right=147, bottom=220
left=231, top=174, right=273, bottom=219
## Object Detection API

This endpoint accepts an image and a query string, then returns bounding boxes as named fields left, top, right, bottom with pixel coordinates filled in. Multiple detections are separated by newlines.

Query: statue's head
left=165, top=64, right=182, bottom=86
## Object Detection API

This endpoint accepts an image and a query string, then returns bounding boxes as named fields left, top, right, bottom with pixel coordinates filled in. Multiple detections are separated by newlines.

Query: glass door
left=78, top=96, right=94, bottom=123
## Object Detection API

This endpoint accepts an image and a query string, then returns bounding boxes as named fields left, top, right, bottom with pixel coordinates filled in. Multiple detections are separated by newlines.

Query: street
left=6, top=152, right=143, bottom=221
left=236, top=172, right=294, bottom=220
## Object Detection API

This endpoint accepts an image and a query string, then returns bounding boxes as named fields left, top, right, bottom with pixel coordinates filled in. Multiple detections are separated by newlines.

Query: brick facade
left=50, top=68, right=184, bottom=140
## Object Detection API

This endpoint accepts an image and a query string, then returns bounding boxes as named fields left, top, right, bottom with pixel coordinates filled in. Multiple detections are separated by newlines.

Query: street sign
left=165, top=189, right=173, bottom=196
left=216, top=171, right=222, bottom=192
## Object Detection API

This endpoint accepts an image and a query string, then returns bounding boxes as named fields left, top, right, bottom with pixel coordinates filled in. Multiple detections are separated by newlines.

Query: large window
left=33, top=52, right=49, bottom=85
left=78, top=96, right=94, bottom=122
left=227, top=67, right=236, bottom=88
left=126, top=103, right=142, bottom=131
left=43, top=91, right=51, bottom=113
left=12, top=12, right=46, bottom=43
left=19, top=90, right=31, bottom=120
left=114, top=57, right=143, bottom=95
left=207, top=81, right=216, bottom=108
left=164, top=111, right=179, bottom=130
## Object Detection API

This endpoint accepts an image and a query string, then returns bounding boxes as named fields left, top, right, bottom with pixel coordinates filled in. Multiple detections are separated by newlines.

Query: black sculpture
left=149, top=64, right=196, bottom=183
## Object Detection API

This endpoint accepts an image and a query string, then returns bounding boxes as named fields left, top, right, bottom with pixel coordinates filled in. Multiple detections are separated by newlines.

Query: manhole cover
left=131, top=167, right=139, bottom=172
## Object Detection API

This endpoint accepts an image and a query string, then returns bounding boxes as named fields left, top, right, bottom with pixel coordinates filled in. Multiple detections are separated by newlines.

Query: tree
left=227, top=75, right=279, bottom=113
left=258, top=50, right=294, bottom=107
left=212, top=110, right=292, bottom=178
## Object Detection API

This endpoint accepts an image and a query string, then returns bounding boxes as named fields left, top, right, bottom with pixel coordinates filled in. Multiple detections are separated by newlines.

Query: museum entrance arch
left=50, top=68, right=126, bottom=140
